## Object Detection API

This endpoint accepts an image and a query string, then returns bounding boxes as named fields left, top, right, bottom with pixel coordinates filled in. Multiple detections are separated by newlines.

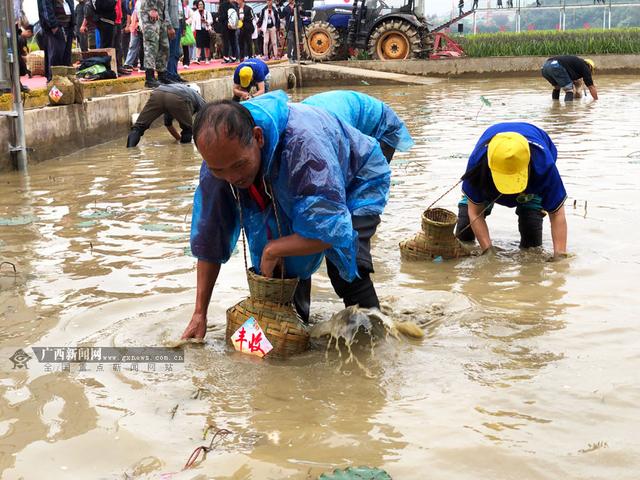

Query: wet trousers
left=293, top=215, right=381, bottom=322
left=455, top=203, right=544, bottom=249
left=131, top=90, right=194, bottom=144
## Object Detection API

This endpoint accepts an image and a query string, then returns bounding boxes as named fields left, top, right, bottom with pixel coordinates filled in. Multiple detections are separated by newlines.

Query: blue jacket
left=462, top=122, right=567, bottom=212
left=190, top=91, right=391, bottom=281
left=302, top=90, right=414, bottom=152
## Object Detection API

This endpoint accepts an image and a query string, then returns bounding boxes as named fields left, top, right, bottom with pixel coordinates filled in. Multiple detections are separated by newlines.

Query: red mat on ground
left=21, top=57, right=262, bottom=90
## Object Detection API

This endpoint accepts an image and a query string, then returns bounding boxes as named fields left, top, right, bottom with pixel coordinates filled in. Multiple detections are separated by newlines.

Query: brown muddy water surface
left=1, top=75, right=640, bottom=479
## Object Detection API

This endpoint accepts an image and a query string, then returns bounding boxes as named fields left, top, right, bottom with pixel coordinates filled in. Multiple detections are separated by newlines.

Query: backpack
left=227, top=8, right=239, bottom=29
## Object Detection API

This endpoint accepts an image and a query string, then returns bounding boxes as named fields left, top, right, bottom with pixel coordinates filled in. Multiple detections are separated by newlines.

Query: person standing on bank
left=232, top=57, right=270, bottom=101
left=258, top=0, right=279, bottom=60
left=191, top=0, right=212, bottom=63
left=141, top=0, right=175, bottom=88
left=37, top=0, right=75, bottom=81
left=165, top=0, right=186, bottom=82
left=541, top=55, right=597, bottom=101
left=74, top=0, right=88, bottom=51
left=181, top=91, right=399, bottom=339
left=281, top=0, right=304, bottom=63
left=455, top=122, right=568, bottom=259
left=126, top=83, right=206, bottom=147
left=237, top=0, right=254, bottom=60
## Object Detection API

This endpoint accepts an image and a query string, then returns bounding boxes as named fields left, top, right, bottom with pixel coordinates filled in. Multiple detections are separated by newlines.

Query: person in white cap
left=126, top=83, right=206, bottom=147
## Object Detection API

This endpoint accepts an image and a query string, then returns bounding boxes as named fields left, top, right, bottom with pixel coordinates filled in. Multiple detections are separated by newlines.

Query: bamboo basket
left=225, top=186, right=309, bottom=358
left=399, top=231, right=468, bottom=260
left=400, top=207, right=469, bottom=260
left=421, top=207, right=457, bottom=239
left=26, top=51, right=45, bottom=76
left=246, top=267, right=298, bottom=304
left=226, top=297, right=309, bottom=358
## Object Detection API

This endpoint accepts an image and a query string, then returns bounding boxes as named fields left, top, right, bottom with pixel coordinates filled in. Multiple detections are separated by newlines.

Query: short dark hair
left=193, top=100, right=256, bottom=148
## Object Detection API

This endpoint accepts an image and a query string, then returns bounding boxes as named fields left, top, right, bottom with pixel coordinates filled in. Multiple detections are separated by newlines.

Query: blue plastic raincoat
left=301, top=90, right=414, bottom=152
left=190, top=90, right=391, bottom=282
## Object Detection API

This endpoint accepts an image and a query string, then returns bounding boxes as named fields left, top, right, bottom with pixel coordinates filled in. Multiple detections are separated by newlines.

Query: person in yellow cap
left=455, top=122, right=568, bottom=258
left=541, top=55, right=598, bottom=101
left=232, top=57, right=270, bottom=101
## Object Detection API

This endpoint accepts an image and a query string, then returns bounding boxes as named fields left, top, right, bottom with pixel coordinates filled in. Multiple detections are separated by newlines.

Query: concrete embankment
left=332, top=54, right=640, bottom=77
left=0, top=64, right=438, bottom=171
left=299, top=63, right=443, bottom=86
left=1, top=66, right=300, bottom=171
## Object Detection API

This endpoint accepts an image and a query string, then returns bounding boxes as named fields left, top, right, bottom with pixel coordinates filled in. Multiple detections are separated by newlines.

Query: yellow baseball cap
left=487, top=132, right=531, bottom=194
left=584, top=58, right=595, bottom=71
left=239, top=66, right=253, bottom=88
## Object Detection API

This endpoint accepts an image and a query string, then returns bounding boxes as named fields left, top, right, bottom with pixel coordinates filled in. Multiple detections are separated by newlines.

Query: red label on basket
left=231, top=317, right=273, bottom=358
left=49, top=86, right=63, bottom=103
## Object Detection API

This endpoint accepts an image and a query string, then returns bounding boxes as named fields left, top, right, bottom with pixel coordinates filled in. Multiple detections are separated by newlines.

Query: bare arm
left=166, top=125, right=180, bottom=141
left=233, top=84, right=250, bottom=100
left=549, top=205, right=567, bottom=256
left=181, top=260, right=221, bottom=339
left=260, top=234, right=331, bottom=278
left=254, top=81, right=266, bottom=97
left=468, top=200, right=492, bottom=252
left=588, top=84, right=598, bottom=100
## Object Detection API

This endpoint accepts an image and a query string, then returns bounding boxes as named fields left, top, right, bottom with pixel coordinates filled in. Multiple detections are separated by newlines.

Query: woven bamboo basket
left=26, top=51, right=45, bottom=76
left=399, top=231, right=468, bottom=260
left=228, top=185, right=309, bottom=358
left=226, top=298, right=309, bottom=358
left=246, top=267, right=298, bottom=304
left=400, top=207, right=469, bottom=260
left=421, top=207, right=457, bottom=239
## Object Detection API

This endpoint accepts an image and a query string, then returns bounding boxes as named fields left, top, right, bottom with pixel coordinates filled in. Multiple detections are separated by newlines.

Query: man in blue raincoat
left=301, top=90, right=414, bottom=162
left=182, top=91, right=405, bottom=339
left=455, top=122, right=568, bottom=257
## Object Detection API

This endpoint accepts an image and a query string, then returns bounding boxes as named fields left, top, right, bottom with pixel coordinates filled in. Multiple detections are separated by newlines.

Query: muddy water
left=1, top=75, right=640, bottom=479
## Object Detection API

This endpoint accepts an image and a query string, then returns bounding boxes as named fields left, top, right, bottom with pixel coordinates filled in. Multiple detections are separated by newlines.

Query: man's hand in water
left=181, top=312, right=207, bottom=339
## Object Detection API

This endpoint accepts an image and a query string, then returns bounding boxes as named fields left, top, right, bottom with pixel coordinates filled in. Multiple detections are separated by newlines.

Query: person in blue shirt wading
left=455, top=122, right=568, bottom=258
left=182, top=91, right=407, bottom=339
left=232, top=57, right=270, bottom=101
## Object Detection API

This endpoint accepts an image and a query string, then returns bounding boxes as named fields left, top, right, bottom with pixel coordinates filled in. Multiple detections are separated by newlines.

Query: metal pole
left=2, top=0, right=27, bottom=171
left=293, top=3, right=303, bottom=88
left=558, top=9, right=562, bottom=31
left=608, top=3, right=611, bottom=29
left=472, top=10, right=476, bottom=35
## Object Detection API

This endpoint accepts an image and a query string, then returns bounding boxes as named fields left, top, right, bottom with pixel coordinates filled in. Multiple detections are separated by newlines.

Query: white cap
left=186, top=83, right=201, bottom=95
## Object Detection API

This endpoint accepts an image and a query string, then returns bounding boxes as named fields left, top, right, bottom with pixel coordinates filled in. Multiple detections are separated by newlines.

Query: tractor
left=305, top=0, right=468, bottom=62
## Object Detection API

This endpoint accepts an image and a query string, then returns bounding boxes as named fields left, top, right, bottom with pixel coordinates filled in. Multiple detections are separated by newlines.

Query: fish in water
left=311, top=305, right=425, bottom=344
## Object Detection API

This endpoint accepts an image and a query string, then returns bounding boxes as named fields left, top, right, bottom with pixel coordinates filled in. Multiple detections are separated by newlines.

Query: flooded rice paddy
left=1, top=75, right=640, bottom=479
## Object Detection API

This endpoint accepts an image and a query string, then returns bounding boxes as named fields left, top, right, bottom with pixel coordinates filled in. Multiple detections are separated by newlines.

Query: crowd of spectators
left=26, top=0, right=308, bottom=89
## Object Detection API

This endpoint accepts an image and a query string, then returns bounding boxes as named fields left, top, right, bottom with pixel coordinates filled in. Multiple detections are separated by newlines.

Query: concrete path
left=300, top=63, right=443, bottom=86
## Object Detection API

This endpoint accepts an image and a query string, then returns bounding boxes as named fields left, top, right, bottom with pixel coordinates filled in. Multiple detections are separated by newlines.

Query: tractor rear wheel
left=305, top=21, right=343, bottom=62
left=368, top=20, right=421, bottom=60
